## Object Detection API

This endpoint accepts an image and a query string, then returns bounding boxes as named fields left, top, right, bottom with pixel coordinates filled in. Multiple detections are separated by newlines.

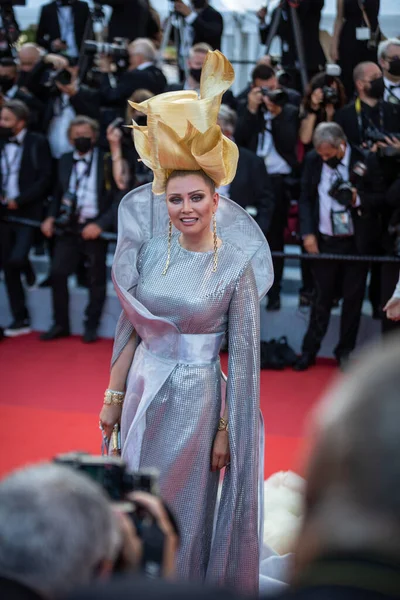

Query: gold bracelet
left=218, top=417, right=228, bottom=432
left=104, top=389, right=125, bottom=406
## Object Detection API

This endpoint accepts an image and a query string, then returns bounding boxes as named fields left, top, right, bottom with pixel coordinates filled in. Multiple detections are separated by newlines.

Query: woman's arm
left=106, top=124, right=130, bottom=191
left=330, top=0, right=344, bottom=62
left=299, top=88, right=323, bottom=145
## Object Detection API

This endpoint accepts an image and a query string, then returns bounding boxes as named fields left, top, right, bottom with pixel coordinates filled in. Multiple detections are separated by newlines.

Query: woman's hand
left=211, top=430, right=230, bottom=472
left=384, top=297, right=400, bottom=321
left=99, top=403, right=123, bottom=440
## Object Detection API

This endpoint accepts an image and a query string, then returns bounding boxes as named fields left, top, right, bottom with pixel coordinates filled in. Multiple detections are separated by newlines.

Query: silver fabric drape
left=111, top=184, right=273, bottom=594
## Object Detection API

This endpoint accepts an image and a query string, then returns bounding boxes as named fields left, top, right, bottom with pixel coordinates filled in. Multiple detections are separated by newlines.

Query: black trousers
left=302, top=235, right=369, bottom=359
left=50, top=232, right=108, bottom=330
left=0, top=223, right=35, bottom=322
left=267, top=174, right=290, bottom=301
left=381, top=262, right=400, bottom=335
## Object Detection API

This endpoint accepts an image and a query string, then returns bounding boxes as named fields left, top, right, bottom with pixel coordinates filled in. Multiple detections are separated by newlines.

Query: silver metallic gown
left=111, top=184, right=273, bottom=594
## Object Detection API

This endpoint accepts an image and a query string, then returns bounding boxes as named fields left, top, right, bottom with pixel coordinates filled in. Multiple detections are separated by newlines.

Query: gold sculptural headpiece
left=128, top=50, right=239, bottom=194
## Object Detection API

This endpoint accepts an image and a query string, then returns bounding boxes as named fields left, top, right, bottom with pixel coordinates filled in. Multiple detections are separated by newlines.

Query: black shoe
left=82, top=326, right=98, bottom=343
left=293, top=353, right=316, bottom=372
left=4, top=319, right=31, bottom=337
left=266, top=296, right=281, bottom=311
left=23, top=261, right=36, bottom=287
left=276, top=336, right=297, bottom=367
left=40, top=324, right=70, bottom=341
left=260, top=340, right=286, bottom=370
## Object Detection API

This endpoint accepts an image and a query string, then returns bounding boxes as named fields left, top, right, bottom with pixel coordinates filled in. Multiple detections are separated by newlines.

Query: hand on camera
left=56, top=79, right=78, bottom=97
left=82, top=222, right=103, bottom=240
left=174, top=1, right=192, bottom=17
left=248, top=86, right=263, bottom=114
left=51, top=38, right=67, bottom=52
left=303, top=234, right=319, bottom=254
left=41, top=216, right=55, bottom=238
left=384, top=297, right=400, bottom=321
left=44, top=53, right=69, bottom=70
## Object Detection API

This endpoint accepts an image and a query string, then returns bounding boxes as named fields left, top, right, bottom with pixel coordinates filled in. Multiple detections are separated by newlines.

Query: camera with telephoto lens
left=83, top=39, right=128, bottom=60
left=364, top=126, right=400, bottom=157
left=328, top=161, right=367, bottom=208
left=54, top=190, right=79, bottom=230
left=54, top=452, right=170, bottom=578
left=261, top=87, right=288, bottom=107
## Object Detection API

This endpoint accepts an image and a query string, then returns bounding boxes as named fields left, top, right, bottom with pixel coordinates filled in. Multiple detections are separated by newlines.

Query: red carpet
left=0, top=334, right=338, bottom=479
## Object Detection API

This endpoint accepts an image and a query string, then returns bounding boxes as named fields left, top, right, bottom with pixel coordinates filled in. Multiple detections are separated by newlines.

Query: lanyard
left=355, top=96, right=384, bottom=143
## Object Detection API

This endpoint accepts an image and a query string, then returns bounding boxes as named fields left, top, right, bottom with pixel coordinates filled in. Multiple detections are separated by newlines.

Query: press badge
left=356, top=27, right=370, bottom=41
left=331, top=209, right=353, bottom=237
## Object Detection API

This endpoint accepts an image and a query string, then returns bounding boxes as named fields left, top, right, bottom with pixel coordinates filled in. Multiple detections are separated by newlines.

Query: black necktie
left=8, top=139, right=21, bottom=146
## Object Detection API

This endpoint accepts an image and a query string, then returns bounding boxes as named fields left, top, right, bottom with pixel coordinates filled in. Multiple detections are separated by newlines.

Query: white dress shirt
left=57, top=3, right=79, bottom=58
left=317, top=144, right=360, bottom=237
left=69, top=148, right=98, bottom=222
left=384, top=76, right=400, bottom=103
left=257, top=113, right=291, bottom=175
left=48, top=93, right=75, bottom=159
left=1, top=129, right=27, bottom=201
left=5, top=84, right=18, bottom=99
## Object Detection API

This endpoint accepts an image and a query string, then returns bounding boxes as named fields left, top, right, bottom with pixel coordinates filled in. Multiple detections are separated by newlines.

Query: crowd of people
left=0, top=0, right=399, bottom=368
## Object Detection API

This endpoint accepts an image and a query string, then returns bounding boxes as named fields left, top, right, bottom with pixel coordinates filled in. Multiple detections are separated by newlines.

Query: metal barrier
left=2, top=214, right=400, bottom=264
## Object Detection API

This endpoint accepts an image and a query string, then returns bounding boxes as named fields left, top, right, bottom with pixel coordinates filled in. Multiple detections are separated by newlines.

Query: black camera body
left=261, top=87, right=288, bottom=107
left=83, top=39, right=128, bottom=60
left=322, top=85, right=338, bottom=105
left=54, top=190, right=79, bottom=230
left=328, top=161, right=367, bottom=208
left=364, top=127, right=400, bottom=157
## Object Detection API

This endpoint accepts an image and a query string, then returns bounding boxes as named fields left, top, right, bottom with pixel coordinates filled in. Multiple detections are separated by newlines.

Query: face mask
left=0, top=126, right=14, bottom=140
left=189, top=68, right=202, bottom=83
left=388, top=57, right=400, bottom=77
left=0, top=76, right=15, bottom=92
left=192, top=0, right=206, bottom=9
left=324, top=154, right=341, bottom=169
left=367, top=76, right=385, bottom=99
left=74, top=137, right=93, bottom=154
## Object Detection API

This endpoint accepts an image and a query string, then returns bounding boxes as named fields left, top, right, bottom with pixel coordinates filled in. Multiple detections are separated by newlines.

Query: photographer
left=172, top=1, right=223, bottom=51
left=300, top=71, right=347, bottom=150
left=294, top=123, right=385, bottom=371
left=0, top=58, right=44, bottom=131
left=99, top=38, right=166, bottom=119
left=235, top=69, right=300, bottom=311
left=40, top=116, right=119, bottom=343
left=103, top=0, right=153, bottom=43
left=36, top=0, right=91, bottom=60
left=378, top=39, right=400, bottom=104
left=17, top=43, right=42, bottom=88
left=0, top=100, right=52, bottom=338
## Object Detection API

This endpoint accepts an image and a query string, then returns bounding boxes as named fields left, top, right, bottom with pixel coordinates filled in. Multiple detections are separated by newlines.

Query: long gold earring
left=162, top=219, right=172, bottom=275
left=212, top=213, right=218, bottom=273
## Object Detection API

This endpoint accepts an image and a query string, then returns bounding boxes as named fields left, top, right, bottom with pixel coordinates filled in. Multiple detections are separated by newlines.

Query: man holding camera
left=172, top=1, right=223, bottom=51
left=0, top=57, right=44, bottom=131
left=378, top=39, right=400, bottom=104
left=0, top=100, right=52, bottom=337
left=294, top=123, right=385, bottom=371
left=40, top=116, right=119, bottom=343
left=36, top=0, right=90, bottom=60
left=235, top=66, right=300, bottom=311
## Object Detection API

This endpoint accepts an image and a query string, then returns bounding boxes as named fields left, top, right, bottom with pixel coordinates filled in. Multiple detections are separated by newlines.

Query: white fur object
left=263, top=471, right=305, bottom=556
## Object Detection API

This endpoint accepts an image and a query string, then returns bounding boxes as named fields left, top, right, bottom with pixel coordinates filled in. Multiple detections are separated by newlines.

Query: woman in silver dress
left=99, top=51, right=273, bottom=593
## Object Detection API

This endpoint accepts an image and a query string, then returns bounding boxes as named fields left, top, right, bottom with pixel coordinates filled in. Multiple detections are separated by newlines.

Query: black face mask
left=0, top=76, right=15, bottom=92
left=388, top=57, right=400, bottom=77
left=0, top=126, right=14, bottom=140
left=367, top=76, right=385, bottom=99
left=324, top=155, right=341, bottom=169
left=189, top=68, right=202, bottom=83
left=74, top=137, right=93, bottom=154
left=192, top=0, right=206, bottom=9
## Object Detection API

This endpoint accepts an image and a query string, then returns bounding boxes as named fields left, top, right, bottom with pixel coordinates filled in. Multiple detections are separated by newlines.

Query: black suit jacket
left=100, top=65, right=166, bottom=110
left=229, top=146, right=274, bottom=233
left=36, top=1, right=90, bottom=53
left=334, top=100, right=400, bottom=147
left=191, top=5, right=223, bottom=50
left=299, top=146, right=386, bottom=253
left=0, top=577, right=42, bottom=600
left=104, top=0, right=151, bottom=42
left=0, top=132, right=52, bottom=220
left=50, top=148, right=119, bottom=231
left=235, top=104, right=300, bottom=173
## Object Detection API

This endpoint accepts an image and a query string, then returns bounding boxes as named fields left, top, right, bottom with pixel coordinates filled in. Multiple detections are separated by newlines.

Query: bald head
left=18, top=43, right=41, bottom=73
left=294, top=335, right=400, bottom=579
left=353, top=61, right=382, bottom=101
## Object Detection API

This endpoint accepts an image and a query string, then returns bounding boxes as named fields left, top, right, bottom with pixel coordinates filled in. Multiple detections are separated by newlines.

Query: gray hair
left=0, top=463, right=121, bottom=598
left=128, top=38, right=157, bottom=62
left=313, top=122, right=346, bottom=149
left=218, top=104, right=237, bottom=135
left=302, top=334, right=400, bottom=560
left=378, top=38, right=400, bottom=61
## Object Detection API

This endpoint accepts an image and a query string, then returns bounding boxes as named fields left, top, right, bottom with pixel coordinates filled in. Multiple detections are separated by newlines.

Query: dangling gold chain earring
left=162, top=219, right=172, bottom=275
left=212, top=213, right=218, bottom=273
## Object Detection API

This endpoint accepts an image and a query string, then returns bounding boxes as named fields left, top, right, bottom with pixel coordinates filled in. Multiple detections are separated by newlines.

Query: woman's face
left=166, top=174, right=219, bottom=238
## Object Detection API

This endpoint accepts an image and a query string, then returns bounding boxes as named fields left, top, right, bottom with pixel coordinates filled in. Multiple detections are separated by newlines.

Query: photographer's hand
left=248, top=87, right=263, bottom=114
left=44, top=53, right=69, bottom=70
left=41, top=216, right=55, bottom=238
left=174, top=1, right=192, bottom=17
left=82, top=223, right=103, bottom=240
left=384, top=297, right=400, bottom=321
left=51, top=38, right=67, bottom=52
left=383, top=135, right=400, bottom=150
left=56, top=80, right=78, bottom=97
left=303, top=234, right=319, bottom=254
